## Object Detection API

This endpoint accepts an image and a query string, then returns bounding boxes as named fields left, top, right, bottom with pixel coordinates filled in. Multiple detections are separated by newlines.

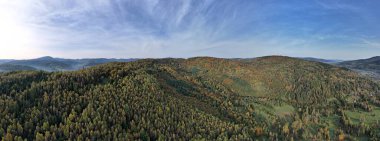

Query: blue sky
left=0, top=0, right=379, bottom=59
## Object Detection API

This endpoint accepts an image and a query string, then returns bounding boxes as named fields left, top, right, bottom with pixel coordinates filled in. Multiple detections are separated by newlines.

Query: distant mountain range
left=0, top=56, right=137, bottom=72
left=2, top=56, right=380, bottom=81
left=0, top=59, right=13, bottom=64
left=297, top=57, right=380, bottom=81
left=337, top=56, right=380, bottom=80
left=300, top=57, right=343, bottom=64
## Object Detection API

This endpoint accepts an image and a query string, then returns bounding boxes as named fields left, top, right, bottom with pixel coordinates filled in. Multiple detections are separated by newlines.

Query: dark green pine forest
left=1, top=56, right=380, bottom=140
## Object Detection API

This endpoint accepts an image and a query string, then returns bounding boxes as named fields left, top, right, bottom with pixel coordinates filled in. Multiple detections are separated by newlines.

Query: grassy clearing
left=345, top=106, right=380, bottom=125
left=228, top=77, right=255, bottom=96
left=273, top=104, right=295, bottom=116
left=324, top=115, right=340, bottom=129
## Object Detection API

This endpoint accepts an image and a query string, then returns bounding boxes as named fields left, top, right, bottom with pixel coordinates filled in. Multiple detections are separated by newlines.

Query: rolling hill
left=0, top=56, right=137, bottom=72
left=338, top=56, right=380, bottom=81
left=0, top=56, right=380, bottom=140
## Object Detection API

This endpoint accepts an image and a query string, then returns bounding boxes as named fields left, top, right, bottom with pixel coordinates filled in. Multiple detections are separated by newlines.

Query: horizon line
left=2, top=55, right=378, bottom=61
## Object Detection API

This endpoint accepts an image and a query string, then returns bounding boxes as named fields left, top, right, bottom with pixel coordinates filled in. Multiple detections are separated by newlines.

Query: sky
left=0, top=0, right=379, bottom=59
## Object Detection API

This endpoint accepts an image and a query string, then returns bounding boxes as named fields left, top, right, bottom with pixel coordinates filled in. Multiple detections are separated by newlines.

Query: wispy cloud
left=361, top=39, right=380, bottom=49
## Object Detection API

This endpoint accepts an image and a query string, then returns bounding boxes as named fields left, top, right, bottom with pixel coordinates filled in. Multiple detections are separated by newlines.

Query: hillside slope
left=1, top=56, right=380, bottom=140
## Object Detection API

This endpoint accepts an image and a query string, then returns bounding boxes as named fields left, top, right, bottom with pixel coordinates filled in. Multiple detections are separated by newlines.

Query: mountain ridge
left=300, top=57, right=343, bottom=64
left=0, top=57, right=138, bottom=72
left=338, top=56, right=380, bottom=81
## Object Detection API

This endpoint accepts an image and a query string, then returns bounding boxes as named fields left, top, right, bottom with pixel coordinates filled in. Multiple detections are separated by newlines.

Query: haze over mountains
left=2, top=56, right=379, bottom=81
left=0, top=56, right=137, bottom=72
left=0, top=60, right=13, bottom=64
left=337, top=56, right=380, bottom=81
left=300, top=57, right=343, bottom=64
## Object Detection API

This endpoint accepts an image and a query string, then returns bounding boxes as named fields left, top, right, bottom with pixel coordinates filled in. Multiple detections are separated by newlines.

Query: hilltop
left=0, top=56, right=380, bottom=140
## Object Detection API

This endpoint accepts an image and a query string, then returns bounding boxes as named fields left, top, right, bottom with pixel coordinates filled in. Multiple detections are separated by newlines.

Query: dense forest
left=1, top=56, right=380, bottom=140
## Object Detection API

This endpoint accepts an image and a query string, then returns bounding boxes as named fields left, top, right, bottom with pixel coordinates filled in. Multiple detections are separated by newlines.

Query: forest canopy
left=1, top=56, right=380, bottom=140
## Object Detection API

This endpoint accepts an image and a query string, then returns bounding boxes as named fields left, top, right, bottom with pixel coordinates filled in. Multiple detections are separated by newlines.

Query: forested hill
left=1, top=56, right=380, bottom=140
